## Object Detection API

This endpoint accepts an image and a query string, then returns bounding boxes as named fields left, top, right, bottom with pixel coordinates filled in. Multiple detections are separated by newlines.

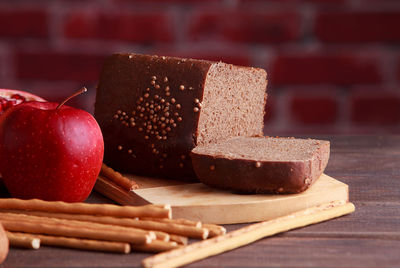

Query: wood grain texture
left=1, top=135, right=399, bottom=267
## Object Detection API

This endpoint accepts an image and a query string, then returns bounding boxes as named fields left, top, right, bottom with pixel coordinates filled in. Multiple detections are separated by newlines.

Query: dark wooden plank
left=1, top=135, right=400, bottom=267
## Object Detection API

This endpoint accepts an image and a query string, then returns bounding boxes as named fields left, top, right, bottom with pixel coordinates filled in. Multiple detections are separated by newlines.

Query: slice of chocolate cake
left=95, top=54, right=267, bottom=180
left=191, top=137, right=330, bottom=193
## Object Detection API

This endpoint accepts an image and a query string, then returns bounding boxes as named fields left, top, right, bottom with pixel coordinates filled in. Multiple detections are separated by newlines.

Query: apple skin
left=0, top=101, right=104, bottom=202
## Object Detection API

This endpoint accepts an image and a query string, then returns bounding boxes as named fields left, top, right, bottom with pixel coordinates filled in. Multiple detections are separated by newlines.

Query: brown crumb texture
left=191, top=137, right=330, bottom=194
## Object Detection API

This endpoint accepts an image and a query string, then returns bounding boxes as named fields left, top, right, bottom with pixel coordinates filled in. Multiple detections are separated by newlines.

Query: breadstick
left=3, top=210, right=206, bottom=239
left=6, top=232, right=40, bottom=249
left=30, top=233, right=130, bottom=254
left=168, top=234, right=188, bottom=245
left=133, top=240, right=179, bottom=253
left=0, top=212, right=156, bottom=240
left=202, top=224, right=226, bottom=237
left=100, top=163, right=139, bottom=191
left=142, top=201, right=355, bottom=268
left=0, top=198, right=171, bottom=219
left=141, top=217, right=201, bottom=228
left=0, top=219, right=152, bottom=245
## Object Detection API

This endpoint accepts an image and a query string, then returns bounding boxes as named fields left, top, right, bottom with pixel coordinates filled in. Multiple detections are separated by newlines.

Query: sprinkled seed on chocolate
left=151, top=75, right=157, bottom=80
left=150, top=80, right=156, bottom=86
left=163, top=77, right=168, bottom=83
left=113, top=114, right=118, bottom=119
left=138, top=127, right=143, bottom=132
left=146, top=129, right=150, bottom=133
left=141, top=107, right=145, bottom=112
left=165, top=86, right=170, bottom=91
left=124, top=115, right=129, bottom=120
left=210, top=165, right=215, bottom=171
left=163, top=107, right=169, bottom=112
left=172, top=123, right=177, bottom=127
left=155, top=84, right=160, bottom=89
left=189, top=86, right=194, bottom=90
left=117, top=145, right=123, bottom=150
left=194, top=98, right=200, bottom=103
left=160, top=99, right=165, bottom=103
left=155, top=95, right=159, bottom=99
left=165, top=92, right=170, bottom=96
left=179, top=163, right=184, bottom=168
left=130, top=118, right=135, bottom=122
left=160, top=117, right=165, bottom=121
left=171, top=98, right=176, bottom=104
left=177, top=117, right=182, bottom=122
left=176, top=104, right=181, bottom=109
left=149, top=104, right=154, bottom=109
left=137, top=106, right=141, bottom=110
left=152, top=149, right=157, bottom=153
left=128, top=55, right=133, bottom=59
left=147, top=125, right=152, bottom=130
left=166, top=102, right=170, bottom=106
left=198, top=103, right=202, bottom=108
left=165, top=119, right=170, bottom=123
left=174, top=112, right=179, bottom=116
left=117, top=110, right=122, bottom=114
left=157, top=135, right=162, bottom=140
left=144, top=93, right=149, bottom=98
left=193, top=107, right=199, bottom=112
left=132, top=111, right=136, bottom=115
left=146, top=108, right=150, bottom=112
left=144, top=136, right=149, bottom=140
left=130, top=122, right=136, bottom=127
left=157, top=105, right=161, bottom=110
left=155, top=131, right=159, bottom=135
left=119, top=117, right=124, bottom=121
left=162, top=136, right=167, bottom=140
left=255, top=162, right=261, bottom=168
left=143, top=122, right=147, bottom=126
left=152, top=118, right=157, bottom=123
left=179, top=85, right=185, bottom=90
left=149, top=115, right=154, bottom=119
left=139, top=113, right=144, bottom=117
left=165, top=112, right=170, bottom=117
left=151, top=144, right=155, bottom=148
left=162, top=130, right=167, bottom=135
left=139, top=97, right=144, bottom=102
left=181, top=155, right=186, bottom=160
left=166, top=127, right=171, bottom=132
left=146, top=87, right=150, bottom=91
left=122, top=112, right=126, bottom=116
left=153, top=125, right=158, bottom=130
left=170, top=119, right=175, bottom=124
left=128, top=149, right=132, bottom=154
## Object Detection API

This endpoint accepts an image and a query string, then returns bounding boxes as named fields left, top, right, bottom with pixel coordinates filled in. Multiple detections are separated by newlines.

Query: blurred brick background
left=1, top=0, right=400, bottom=135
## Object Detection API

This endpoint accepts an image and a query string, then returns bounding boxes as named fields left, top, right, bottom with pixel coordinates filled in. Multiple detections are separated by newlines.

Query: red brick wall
left=1, top=0, right=399, bottom=135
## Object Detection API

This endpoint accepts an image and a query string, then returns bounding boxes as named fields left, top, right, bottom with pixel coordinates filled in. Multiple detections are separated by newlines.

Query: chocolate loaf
left=191, top=137, right=330, bottom=193
left=94, top=54, right=267, bottom=180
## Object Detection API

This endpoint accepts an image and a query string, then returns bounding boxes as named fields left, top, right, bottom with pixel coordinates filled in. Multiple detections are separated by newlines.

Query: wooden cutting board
left=94, top=174, right=349, bottom=224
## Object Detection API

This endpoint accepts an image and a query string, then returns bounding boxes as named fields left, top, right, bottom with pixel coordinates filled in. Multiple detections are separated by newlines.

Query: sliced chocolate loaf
left=191, top=137, right=330, bottom=193
left=94, top=54, right=267, bottom=180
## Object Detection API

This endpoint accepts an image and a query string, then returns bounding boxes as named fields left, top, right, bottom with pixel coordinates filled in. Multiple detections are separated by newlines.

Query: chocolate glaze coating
left=95, top=54, right=213, bottom=180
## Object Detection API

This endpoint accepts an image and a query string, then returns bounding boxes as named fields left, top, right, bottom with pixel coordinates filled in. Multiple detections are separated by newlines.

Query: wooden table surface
left=1, top=135, right=399, bottom=267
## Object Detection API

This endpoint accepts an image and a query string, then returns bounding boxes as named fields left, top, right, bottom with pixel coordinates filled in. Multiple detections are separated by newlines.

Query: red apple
left=0, top=88, right=45, bottom=116
left=0, top=88, right=104, bottom=202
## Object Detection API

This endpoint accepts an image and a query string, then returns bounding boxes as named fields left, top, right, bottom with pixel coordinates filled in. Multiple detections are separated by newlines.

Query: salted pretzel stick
left=0, top=219, right=152, bottom=245
left=133, top=240, right=179, bottom=253
left=27, top=233, right=131, bottom=254
left=0, top=198, right=171, bottom=219
left=100, top=163, right=139, bottom=191
left=0, top=212, right=156, bottom=240
left=202, top=224, right=226, bottom=237
left=168, top=234, right=188, bottom=245
left=141, top=217, right=201, bottom=228
left=6, top=231, right=40, bottom=249
left=142, top=201, right=355, bottom=268
left=4, top=210, right=205, bottom=239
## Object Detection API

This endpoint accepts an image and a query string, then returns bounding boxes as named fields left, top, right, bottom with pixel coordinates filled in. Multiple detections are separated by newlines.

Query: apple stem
left=56, top=87, right=87, bottom=109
